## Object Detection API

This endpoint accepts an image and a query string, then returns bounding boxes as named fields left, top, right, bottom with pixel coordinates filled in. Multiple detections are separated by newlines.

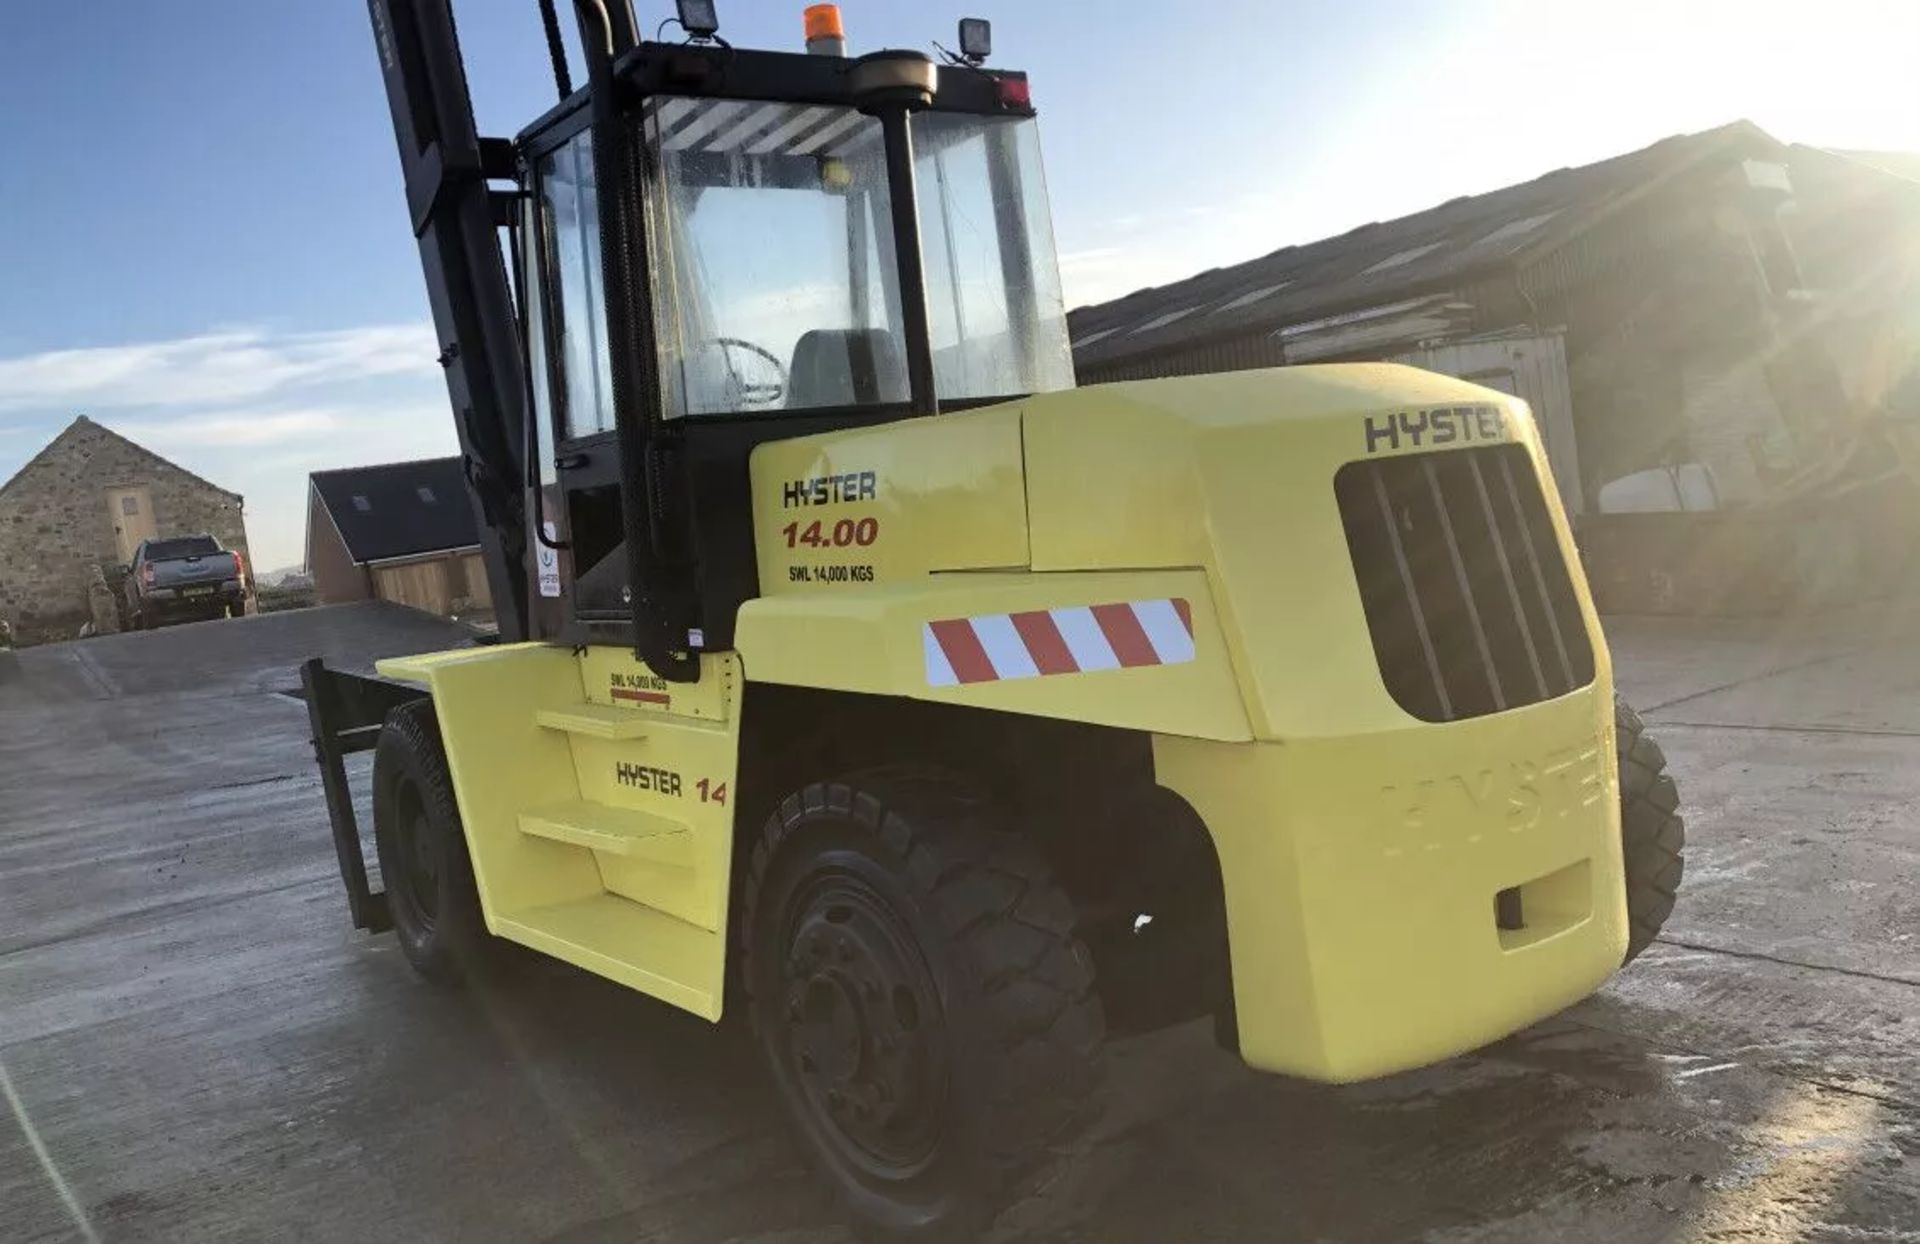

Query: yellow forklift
left=304, top=2, right=1685, bottom=1236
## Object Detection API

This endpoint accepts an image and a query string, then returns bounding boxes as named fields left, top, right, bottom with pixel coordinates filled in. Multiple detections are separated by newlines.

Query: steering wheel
left=710, top=337, right=789, bottom=408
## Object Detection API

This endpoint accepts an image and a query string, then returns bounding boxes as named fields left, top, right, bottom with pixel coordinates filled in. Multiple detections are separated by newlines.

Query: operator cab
left=513, top=10, right=1071, bottom=663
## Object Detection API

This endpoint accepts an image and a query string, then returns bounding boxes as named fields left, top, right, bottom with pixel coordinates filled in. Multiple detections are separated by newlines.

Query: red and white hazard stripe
left=924, top=599, right=1195, bottom=687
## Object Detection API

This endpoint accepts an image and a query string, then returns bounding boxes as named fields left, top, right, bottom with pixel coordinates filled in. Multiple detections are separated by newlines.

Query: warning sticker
left=924, top=599, right=1195, bottom=686
left=537, top=521, right=561, bottom=598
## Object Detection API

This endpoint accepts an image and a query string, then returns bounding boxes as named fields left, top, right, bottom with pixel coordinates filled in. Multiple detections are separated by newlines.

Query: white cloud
left=216, top=403, right=462, bottom=573
left=0, top=323, right=438, bottom=411
left=1060, top=245, right=1206, bottom=311
left=1059, top=188, right=1325, bottom=311
left=0, top=323, right=463, bottom=571
left=0, top=328, right=476, bottom=576
left=105, top=408, right=344, bottom=449
left=1058, top=247, right=1140, bottom=309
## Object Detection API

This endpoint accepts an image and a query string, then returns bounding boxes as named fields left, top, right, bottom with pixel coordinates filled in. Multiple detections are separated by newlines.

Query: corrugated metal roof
left=1829, top=149, right=1920, bottom=184
left=1068, top=121, right=1781, bottom=371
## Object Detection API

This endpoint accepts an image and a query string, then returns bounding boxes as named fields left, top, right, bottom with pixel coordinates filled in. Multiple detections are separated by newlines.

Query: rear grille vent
left=1334, top=444, right=1594, bottom=722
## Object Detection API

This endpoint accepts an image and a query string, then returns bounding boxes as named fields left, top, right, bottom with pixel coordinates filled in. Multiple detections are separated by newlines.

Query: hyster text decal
left=1375, top=737, right=1604, bottom=856
left=1363, top=405, right=1506, bottom=454
left=782, top=471, right=877, bottom=508
left=615, top=762, right=682, bottom=795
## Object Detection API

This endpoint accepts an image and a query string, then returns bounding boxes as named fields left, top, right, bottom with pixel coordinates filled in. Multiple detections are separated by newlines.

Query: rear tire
left=1616, top=696, right=1685, bottom=964
left=372, top=699, right=492, bottom=983
left=740, top=769, right=1105, bottom=1241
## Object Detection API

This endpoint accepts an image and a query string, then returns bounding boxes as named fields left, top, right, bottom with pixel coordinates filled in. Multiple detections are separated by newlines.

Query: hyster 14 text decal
left=782, top=471, right=877, bottom=507
left=1364, top=405, right=1506, bottom=454
left=615, top=762, right=681, bottom=795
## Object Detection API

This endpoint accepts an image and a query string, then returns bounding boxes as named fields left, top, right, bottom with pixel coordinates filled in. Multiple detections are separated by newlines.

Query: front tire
left=372, top=699, right=491, bottom=983
left=740, top=770, right=1105, bottom=1241
left=1616, top=697, right=1685, bottom=964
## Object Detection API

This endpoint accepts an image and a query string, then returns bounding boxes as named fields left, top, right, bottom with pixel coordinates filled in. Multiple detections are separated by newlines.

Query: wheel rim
left=777, top=868, right=948, bottom=1182
left=391, top=779, right=439, bottom=933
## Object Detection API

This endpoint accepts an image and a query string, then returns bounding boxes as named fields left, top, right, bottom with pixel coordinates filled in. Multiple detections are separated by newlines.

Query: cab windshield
left=642, top=97, right=1074, bottom=417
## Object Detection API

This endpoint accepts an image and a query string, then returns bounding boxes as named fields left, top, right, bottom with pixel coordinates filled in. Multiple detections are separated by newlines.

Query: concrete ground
left=2, top=601, right=1915, bottom=1243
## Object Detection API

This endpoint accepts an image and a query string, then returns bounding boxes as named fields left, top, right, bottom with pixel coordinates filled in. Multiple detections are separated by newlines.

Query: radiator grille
left=1334, top=444, right=1595, bottom=722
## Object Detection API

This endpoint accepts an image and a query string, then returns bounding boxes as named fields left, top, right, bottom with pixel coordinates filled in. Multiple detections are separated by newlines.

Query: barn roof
left=0, top=415, right=242, bottom=505
left=309, top=456, right=477, bottom=564
left=1830, top=149, right=1920, bottom=183
left=1067, top=120, right=1783, bottom=372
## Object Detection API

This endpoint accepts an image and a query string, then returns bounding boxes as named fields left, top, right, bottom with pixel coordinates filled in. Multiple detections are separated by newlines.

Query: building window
left=416, top=486, right=437, bottom=504
left=352, top=494, right=372, bottom=513
left=120, top=496, right=139, bottom=516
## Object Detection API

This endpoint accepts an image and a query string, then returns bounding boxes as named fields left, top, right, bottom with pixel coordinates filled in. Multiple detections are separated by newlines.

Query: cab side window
left=540, top=131, right=616, bottom=439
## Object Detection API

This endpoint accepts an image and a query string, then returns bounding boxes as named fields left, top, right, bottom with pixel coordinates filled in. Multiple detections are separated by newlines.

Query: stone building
left=0, top=416, right=251, bottom=642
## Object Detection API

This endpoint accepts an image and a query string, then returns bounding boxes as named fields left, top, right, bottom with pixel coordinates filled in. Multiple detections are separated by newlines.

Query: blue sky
left=1, top=0, right=1916, bottom=569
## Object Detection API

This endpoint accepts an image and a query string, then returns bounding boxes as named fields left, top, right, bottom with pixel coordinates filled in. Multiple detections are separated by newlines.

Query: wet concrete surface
left=2, top=601, right=1916, bottom=1242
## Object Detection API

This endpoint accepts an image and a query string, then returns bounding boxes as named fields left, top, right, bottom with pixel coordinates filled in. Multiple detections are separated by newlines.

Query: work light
left=957, top=17, right=991, bottom=63
left=677, top=0, right=720, bottom=39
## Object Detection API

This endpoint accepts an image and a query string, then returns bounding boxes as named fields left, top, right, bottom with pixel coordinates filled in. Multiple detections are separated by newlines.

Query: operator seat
left=787, top=328, right=907, bottom=409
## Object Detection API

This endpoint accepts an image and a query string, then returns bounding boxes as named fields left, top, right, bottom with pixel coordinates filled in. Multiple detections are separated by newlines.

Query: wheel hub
left=781, top=884, right=943, bottom=1174
left=394, top=796, right=439, bottom=927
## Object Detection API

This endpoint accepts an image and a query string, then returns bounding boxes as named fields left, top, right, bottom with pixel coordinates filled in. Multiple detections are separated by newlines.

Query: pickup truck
left=125, top=535, right=249, bottom=629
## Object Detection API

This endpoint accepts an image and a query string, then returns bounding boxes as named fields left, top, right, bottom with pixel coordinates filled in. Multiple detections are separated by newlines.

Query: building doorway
left=106, top=485, right=156, bottom=564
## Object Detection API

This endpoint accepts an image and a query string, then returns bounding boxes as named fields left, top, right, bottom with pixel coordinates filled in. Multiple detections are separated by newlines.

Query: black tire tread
left=1616, top=696, right=1686, bottom=963
left=372, top=699, right=490, bottom=983
left=739, top=766, right=1104, bottom=1237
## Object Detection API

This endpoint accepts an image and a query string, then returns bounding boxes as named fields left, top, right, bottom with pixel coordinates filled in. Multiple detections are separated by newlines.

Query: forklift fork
left=300, top=658, right=429, bottom=933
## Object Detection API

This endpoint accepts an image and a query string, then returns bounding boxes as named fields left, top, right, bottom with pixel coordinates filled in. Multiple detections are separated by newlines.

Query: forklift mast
left=362, top=0, right=630, bottom=645
left=366, top=0, right=706, bottom=673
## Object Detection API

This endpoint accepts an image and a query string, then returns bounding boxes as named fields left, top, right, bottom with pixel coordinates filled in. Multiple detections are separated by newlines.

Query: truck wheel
left=740, top=770, right=1105, bottom=1241
left=1617, top=696, right=1685, bottom=964
left=372, top=699, right=490, bottom=983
